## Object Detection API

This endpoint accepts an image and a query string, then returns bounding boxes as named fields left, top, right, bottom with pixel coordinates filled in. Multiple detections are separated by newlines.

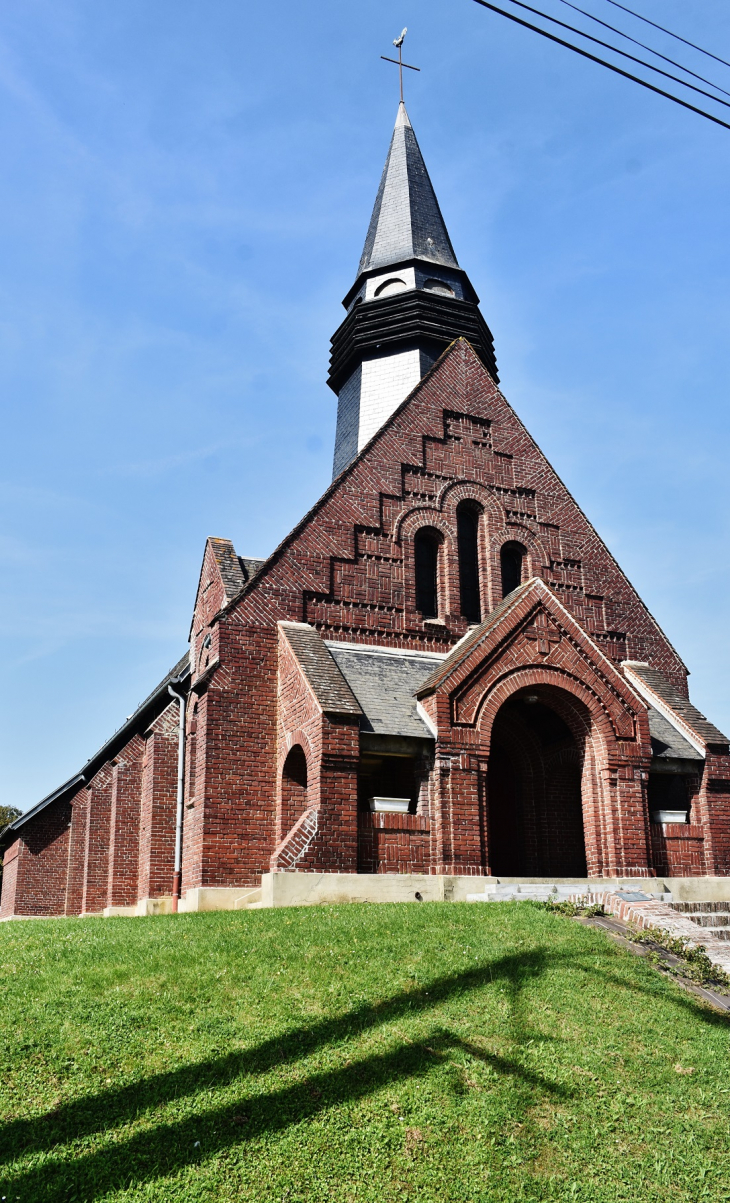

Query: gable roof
left=623, top=661, right=728, bottom=751
left=414, top=577, right=650, bottom=736
left=279, top=623, right=362, bottom=717
left=415, top=580, right=536, bottom=698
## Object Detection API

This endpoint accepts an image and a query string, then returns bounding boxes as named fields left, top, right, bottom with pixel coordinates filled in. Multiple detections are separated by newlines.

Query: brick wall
left=107, top=737, right=144, bottom=907
left=0, top=800, right=71, bottom=917
left=65, top=786, right=89, bottom=915
left=358, top=812, right=430, bottom=873
left=650, top=823, right=706, bottom=875
left=694, top=751, right=730, bottom=874
left=137, top=706, right=179, bottom=901
left=272, top=626, right=360, bottom=873
left=217, top=342, right=687, bottom=686
left=0, top=840, right=20, bottom=918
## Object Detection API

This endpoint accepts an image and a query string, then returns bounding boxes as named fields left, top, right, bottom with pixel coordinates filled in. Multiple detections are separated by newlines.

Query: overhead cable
left=558, top=0, right=730, bottom=100
left=499, top=0, right=730, bottom=110
left=603, top=0, right=730, bottom=72
left=471, top=0, right=730, bottom=131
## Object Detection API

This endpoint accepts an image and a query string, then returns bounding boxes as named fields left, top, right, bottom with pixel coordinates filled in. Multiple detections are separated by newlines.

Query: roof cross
left=381, top=28, right=420, bottom=103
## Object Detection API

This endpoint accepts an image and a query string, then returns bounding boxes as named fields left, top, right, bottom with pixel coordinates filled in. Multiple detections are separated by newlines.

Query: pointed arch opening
left=486, top=688, right=587, bottom=876
left=414, top=527, right=442, bottom=618
left=457, top=501, right=482, bottom=623
left=500, top=541, right=526, bottom=599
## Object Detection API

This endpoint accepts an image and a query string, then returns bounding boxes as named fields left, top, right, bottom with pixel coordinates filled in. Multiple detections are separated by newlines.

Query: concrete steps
left=467, top=883, right=586, bottom=903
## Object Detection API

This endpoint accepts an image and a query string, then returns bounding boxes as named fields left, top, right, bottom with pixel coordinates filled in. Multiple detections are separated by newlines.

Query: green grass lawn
left=0, top=902, right=728, bottom=1202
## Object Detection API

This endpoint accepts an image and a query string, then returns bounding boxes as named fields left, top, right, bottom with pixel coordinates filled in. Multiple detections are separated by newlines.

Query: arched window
left=500, top=542, right=526, bottom=598
left=414, top=528, right=441, bottom=618
left=281, top=745, right=308, bottom=832
left=457, top=502, right=482, bottom=623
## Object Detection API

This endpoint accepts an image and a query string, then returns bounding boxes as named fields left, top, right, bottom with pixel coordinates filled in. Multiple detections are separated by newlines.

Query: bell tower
left=329, top=101, right=498, bottom=478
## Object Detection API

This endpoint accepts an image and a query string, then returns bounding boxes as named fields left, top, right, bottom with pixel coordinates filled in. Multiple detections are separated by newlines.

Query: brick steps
left=669, top=900, right=730, bottom=938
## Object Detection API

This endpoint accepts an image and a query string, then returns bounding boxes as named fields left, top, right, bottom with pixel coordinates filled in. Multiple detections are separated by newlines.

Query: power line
left=603, top=0, right=730, bottom=72
left=471, top=0, right=730, bottom=131
left=499, top=0, right=730, bottom=110
left=558, top=0, right=730, bottom=100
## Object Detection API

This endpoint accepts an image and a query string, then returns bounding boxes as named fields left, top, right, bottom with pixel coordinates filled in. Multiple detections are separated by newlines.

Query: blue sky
left=1, top=0, right=729, bottom=811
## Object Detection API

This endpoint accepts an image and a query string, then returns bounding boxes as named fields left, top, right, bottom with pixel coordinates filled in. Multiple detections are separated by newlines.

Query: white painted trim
left=324, top=639, right=446, bottom=662
left=416, top=700, right=438, bottom=737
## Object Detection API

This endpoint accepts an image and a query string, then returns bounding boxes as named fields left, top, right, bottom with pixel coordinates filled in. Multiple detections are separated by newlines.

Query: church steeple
left=329, top=102, right=498, bottom=479
left=358, top=102, right=459, bottom=276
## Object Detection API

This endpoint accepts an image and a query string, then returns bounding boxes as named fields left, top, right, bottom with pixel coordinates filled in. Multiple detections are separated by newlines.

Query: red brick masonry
left=2, top=341, right=728, bottom=917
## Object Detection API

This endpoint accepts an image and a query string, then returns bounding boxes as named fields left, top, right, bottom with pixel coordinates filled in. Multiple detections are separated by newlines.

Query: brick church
left=2, top=101, right=729, bottom=919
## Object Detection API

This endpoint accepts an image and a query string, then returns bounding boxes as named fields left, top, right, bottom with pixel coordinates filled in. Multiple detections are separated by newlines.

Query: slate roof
left=624, top=662, right=728, bottom=749
left=0, top=653, right=191, bottom=846
left=209, top=538, right=246, bottom=601
left=239, top=557, right=265, bottom=582
left=647, top=706, right=703, bottom=761
left=325, top=642, right=444, bottom=738
left=279, top=624, right=362, bottom=717
left=358, top=102, right=459, bottom=275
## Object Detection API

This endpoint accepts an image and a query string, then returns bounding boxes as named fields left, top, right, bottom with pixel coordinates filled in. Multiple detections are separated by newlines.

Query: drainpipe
left=168, top=681, right=187, bottom=913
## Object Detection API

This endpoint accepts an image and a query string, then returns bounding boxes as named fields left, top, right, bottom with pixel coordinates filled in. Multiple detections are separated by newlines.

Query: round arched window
left=457, top=502, right=482, bottom=623
left=500, top=542, right=526, bottom=598
left=414, top=528, right=442, bottom=618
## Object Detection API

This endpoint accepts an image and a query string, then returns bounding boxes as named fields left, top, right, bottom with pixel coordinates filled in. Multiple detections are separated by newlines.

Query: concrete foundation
left=4, top=873, right=730, bottom=921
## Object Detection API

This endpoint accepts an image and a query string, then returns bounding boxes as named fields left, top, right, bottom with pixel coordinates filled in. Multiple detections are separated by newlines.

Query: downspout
left=168, top=681, right=187, bottom=913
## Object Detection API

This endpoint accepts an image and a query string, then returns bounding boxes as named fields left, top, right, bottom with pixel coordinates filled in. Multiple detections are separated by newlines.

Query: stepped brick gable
left=2, top=102, right=728, bottom=917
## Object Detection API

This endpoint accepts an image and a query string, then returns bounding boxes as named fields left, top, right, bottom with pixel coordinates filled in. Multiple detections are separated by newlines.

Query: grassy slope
left=0, top=903, right=728, bottom=1203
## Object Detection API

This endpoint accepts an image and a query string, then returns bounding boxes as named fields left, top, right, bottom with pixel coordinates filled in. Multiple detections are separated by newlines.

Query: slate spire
left=329, top=103, right=498, bottom=479
left=358, top=102, right=459, bottom=275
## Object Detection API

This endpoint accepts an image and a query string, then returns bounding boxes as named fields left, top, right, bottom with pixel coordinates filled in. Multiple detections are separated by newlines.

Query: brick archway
left=474, top=668, right=649, bottom=877
left=486, top=688, right=588, bottom=876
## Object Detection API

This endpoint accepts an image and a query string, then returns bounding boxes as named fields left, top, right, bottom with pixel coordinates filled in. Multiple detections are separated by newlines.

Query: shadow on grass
left=0, top=937, right=725, bottom=1201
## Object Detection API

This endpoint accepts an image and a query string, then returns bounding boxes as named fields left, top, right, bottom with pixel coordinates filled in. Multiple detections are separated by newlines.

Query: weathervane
left=381, top=28, right=420, bottom=103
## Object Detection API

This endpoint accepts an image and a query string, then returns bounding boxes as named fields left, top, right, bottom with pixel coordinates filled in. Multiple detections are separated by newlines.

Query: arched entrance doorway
left=487, top=688, right=588, bottom=876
